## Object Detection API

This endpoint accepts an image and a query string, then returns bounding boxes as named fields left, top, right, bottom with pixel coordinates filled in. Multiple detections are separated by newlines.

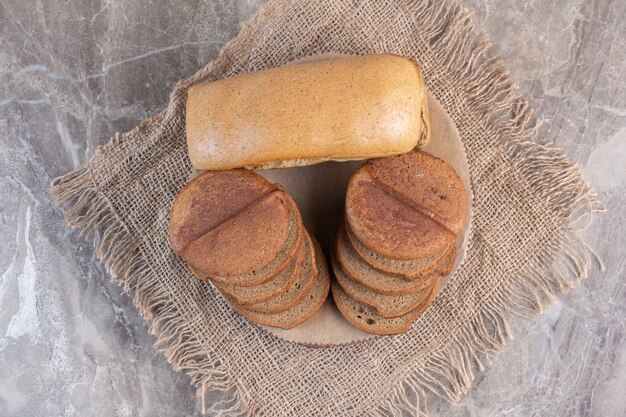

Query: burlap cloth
left=51, top=0, right=601, bottom=415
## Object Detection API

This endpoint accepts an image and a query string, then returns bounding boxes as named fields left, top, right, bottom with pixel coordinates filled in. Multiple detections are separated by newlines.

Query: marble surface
left=0, top=0, right=624, bottom=416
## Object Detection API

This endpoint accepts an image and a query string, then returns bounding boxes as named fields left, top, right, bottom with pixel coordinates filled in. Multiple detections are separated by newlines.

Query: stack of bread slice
left=332, top=150, right=468, bottom=335
left=169, top=169, right=329, bottom=330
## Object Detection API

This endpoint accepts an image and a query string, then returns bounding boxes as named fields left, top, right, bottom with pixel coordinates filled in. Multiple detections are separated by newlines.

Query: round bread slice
left=332, top=280, right=436, bottom=335
left=169, top=169, right=278, bottom=253
left=366, top=150, right=468, bottom=235
left=213, top=232, right=306, bottom=305
left=345, top=150, right=466, bottom=260
left=242, top=231, right=320, bottom=314
left=209, top=192, right=303, bottom=286
left=334, top=225, right=432, bottom=295
left=332, top=256, right=434, bottom=318
left=170, top=169, right=303, bottom=284
left=345, top=221, right=453, bottom=280
left=236, top=247, right=330, bottom=330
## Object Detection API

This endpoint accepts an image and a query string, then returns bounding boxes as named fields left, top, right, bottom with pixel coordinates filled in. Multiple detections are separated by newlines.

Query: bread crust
left=332, top=256, right=434, bottom=318
left=241, top=231, right=319, bottom=314
left=345, top=220, right=453, bottom=280
left=235, top=238, right=330, bottom=330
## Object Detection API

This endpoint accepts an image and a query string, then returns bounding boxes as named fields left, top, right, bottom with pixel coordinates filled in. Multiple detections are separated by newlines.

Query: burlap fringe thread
left=51, top=0, right=602, bottom=415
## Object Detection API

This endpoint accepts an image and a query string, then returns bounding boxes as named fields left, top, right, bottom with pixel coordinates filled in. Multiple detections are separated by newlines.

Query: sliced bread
left=236, top=247, right=330, bottom=330
left=332, top=280, right=436, bottom=335
left=345, top=176, right=453, bottom=259
left=214, top=232, right=306, bottom=305
left=334, top=225, right=432, bottom=295
left=209, top=192, right=303, bottom=286
left=332, top=257, right=434, bottom=318
left=344, top=150, right=467, bottom=260
left=438, top=244, right=456, bottom=276
left=242, top=231, right=319, bottom=314
left=345, top=221, right=452, bottom=280
left=168, top=169, right=277, bottom=253
left=365, top=150, right=468, bottom=236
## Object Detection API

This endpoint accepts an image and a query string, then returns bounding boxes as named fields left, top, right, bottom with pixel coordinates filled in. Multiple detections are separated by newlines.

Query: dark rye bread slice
left=236, top=245, right=330, bottom=330
left=366, top=150, right=468, bottom=235
left=242, top=232, right=319, bottom=314
left=332, top=280, right=436, bottom=335
left=214, top=232, right=306, bottom=305
left=345, top=220, right=453, bottom=280
left=169, top=169, right=277, bottom=253
left=169, top=169, right=303, bottom=284
left=332, top=256, right=434, bottom=318
left=209, top=192, right=303, bottom=286
left=189, top=196, right=302, bottom=286
left=335, top=225, right=432, bottom=295
left=345, top=150, right=467, bottom=259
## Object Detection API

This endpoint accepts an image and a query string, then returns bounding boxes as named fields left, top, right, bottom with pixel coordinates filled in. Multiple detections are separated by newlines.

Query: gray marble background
left=0, top=0, right=624, bottom=416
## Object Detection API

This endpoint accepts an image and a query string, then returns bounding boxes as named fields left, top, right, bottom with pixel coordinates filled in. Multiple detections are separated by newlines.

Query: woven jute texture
left=51, top=0, right=601, bottom=415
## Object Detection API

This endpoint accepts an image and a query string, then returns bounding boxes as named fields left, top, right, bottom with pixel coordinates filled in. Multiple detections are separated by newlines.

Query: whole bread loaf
left=186, top=54, right=430, bottom=170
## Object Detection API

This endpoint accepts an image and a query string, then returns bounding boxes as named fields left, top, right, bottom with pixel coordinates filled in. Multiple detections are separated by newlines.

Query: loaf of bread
left=186, top=54, right=430, bottom=171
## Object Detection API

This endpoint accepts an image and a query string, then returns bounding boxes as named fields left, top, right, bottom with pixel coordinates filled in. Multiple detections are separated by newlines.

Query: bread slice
left=344, top=150, right=467, bottom=260
left=332, top=280, right=436, bottom=335
left=345, top=221, right=452, bottom=280
left=214, top=232, right=306, bottom=305
left=332, top=256, right=434, bottom=318
left=365, top=150, right=468, bottom=236
left=242, top=231, right=319, bottom=314
left=335, top=225, right=431, bottom=295
left=168, top=169, right=277, bottom=253
left=181, top=190, right=292, bottom=277
left=209, top=192, right=303, bottom=286
left=236, top=245, right=330, bottom=330
left=345, top=177, right=453, bottom=259
left=438, top=244, right=456, bottom=276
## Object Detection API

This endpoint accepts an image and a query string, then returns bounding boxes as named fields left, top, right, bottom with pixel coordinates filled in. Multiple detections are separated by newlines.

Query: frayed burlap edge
left=51, top=0, right=602, bottom=415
